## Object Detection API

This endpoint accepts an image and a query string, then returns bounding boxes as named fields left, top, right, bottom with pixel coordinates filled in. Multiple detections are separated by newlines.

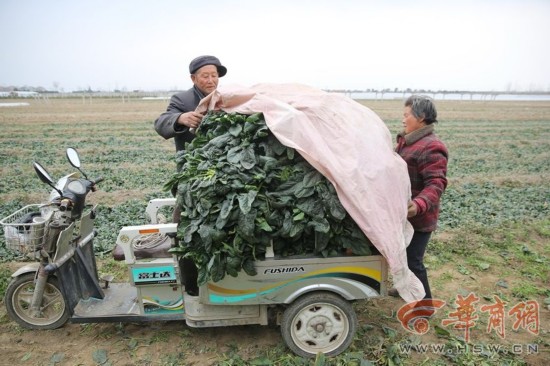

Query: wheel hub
left=307, top=315, right=333, bottom=338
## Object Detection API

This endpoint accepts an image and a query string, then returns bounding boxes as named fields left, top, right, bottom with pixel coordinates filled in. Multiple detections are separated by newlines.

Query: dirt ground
left=0, top=257, right=547, bottom=366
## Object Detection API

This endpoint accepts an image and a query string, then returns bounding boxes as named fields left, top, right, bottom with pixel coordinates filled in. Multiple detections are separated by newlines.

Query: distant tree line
left=325, top=88, right=550, bottom=95
left=1, top=85, right=549, bottom=95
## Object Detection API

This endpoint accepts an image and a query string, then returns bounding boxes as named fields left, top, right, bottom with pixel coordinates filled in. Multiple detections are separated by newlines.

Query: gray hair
left=405, top=95, right=438, bottom=124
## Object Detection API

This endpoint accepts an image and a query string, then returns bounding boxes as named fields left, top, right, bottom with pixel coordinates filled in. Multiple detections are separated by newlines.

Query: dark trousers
left=407, top=231, right=432, bottom=299
left=173, top=204, right=199, bottom=295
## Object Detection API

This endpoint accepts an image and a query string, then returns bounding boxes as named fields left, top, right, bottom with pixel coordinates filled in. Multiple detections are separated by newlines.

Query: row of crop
left=1, top=182, right=548, bottom=258
left=3, top=127, right=548, bottom=189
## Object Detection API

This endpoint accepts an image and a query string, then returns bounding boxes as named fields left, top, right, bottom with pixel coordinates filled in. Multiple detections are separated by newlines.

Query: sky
left=1, top=0, right=549, bottom=93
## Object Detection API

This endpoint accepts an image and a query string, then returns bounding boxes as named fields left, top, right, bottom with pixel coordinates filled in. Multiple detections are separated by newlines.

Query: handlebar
left=36, top=150, right=103, bottom=219
left=91, top=177, right=103, bottom=192
left=59, top=199, right=71, bottom=212
left=56, top=176, right=103, bottom=215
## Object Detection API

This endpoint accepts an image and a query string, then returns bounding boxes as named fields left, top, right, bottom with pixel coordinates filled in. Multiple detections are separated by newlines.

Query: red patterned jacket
left=396, top=125, right=448, bottom=232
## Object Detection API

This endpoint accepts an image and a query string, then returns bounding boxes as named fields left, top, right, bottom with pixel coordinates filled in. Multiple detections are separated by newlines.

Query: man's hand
left=177, top=111, right=204, bottom=129
left=407, top=201, right=418, bottom=218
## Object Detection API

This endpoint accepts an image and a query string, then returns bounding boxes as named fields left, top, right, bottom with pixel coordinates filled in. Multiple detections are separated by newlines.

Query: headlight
left=67, top=180, right=86, bottom=195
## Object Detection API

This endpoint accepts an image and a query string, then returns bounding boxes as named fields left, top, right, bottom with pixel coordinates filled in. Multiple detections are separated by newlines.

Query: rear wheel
left=281, top=292, right=357, bottom=358
left=4, top=273, right=69, bottom=329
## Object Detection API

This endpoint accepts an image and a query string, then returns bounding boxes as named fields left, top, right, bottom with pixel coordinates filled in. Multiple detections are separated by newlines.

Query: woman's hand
left=407, top=201, right=418, bottom=218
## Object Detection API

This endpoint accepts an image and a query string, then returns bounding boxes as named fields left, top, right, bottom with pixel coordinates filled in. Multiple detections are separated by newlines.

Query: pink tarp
left=197, top=83, right=425, bottom=302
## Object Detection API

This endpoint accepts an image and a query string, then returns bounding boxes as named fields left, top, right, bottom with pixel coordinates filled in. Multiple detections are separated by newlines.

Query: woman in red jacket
left=394, top=95, right=448, bottom=300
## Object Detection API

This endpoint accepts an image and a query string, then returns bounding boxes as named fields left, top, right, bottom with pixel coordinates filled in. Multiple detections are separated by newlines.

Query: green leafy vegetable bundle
left=166, top=111, right=372, bottom=285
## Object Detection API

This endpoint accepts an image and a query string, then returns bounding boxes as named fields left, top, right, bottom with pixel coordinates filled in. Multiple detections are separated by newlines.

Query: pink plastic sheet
left=198, top=83, right=425, bottom=302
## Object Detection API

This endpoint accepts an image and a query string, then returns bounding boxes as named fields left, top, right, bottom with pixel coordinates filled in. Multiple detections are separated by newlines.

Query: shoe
left=388, top=288, right=399, bottom=297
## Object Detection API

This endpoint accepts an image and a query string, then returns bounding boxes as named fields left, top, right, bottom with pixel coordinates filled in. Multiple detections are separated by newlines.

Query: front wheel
left=281, top=292, right=357, bottom=358
left=4, top=273, right=69, bottom=329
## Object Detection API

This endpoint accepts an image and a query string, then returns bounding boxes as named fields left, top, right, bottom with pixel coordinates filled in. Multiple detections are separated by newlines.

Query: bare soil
left=1, top=239, right=547, bottom=365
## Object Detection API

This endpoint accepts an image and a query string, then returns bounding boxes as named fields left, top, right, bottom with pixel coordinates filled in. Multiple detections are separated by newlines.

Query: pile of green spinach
left=166, top=111, right=372, bottom=285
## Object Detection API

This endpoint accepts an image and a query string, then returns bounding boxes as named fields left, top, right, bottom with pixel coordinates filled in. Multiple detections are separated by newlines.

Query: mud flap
left=57, top=244, right=104, bottom=315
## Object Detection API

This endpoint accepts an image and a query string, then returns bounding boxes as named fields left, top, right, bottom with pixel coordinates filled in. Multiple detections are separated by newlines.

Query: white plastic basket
left=1, top=204, right=50, bottom=254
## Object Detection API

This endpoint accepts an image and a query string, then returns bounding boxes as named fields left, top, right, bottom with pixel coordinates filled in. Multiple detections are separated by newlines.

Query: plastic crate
left=0, top=204, right=50, bottom=254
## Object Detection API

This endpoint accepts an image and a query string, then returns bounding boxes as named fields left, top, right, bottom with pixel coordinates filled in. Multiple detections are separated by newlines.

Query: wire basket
left=1, top=204, right=51, bottom=254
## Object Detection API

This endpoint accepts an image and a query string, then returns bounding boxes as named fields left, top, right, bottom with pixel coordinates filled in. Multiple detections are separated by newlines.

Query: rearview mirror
left=33, top=162, right=54, bottom=185
left=66, top=147, right=81, bottom=168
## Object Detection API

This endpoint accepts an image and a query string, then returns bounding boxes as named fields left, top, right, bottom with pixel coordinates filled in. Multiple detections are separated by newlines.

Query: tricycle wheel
left=4, top=273, right=69, bottom=330
left=281, top=291, right=357, bottom=358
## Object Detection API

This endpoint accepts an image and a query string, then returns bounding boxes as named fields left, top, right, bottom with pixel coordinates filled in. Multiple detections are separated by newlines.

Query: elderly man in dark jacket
left=155, top=55, right=227, bottom=152
left=154, top=55, right=227, bottom=296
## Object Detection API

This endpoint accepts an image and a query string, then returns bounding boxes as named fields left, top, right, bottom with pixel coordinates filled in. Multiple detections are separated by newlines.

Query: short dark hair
left=405, top=95, right=438, bottom=124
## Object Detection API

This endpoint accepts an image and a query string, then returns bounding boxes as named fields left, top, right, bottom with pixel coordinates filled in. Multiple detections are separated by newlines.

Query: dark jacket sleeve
left=154, top=93, right=189, bottom=140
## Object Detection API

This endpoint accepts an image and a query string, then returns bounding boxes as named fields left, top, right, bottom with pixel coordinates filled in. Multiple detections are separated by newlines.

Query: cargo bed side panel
left=202, top=255, right=387, bottom=305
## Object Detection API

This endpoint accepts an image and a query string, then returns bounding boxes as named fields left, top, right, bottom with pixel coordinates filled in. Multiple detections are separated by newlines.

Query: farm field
left=0, top=96, right=549, bottom=365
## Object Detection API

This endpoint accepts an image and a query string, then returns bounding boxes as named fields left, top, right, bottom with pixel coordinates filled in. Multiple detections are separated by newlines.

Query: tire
left=281, top=291, right=357, bottom=358
left=4, top=273, right=69, bottom=330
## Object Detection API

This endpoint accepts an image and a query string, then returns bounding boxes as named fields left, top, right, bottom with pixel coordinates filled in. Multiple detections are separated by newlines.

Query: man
left=154, top=55, right=227, bottom=295
left=155, top=55, right=227, bottom=152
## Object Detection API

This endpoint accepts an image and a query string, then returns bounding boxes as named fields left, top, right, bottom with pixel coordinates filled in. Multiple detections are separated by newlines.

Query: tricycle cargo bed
left=201, top=254, right=387, bottom=305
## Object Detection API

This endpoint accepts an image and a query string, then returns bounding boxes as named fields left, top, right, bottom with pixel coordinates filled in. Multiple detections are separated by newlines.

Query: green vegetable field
left=0, top=97, right=548, bottom=365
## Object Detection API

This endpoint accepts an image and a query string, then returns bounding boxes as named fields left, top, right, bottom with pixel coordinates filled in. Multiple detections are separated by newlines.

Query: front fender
left=12, top=263, right=40, bottom=278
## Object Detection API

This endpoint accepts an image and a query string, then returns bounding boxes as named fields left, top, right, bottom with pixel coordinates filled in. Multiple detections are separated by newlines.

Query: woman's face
left=191, top=65, right=219, bottom=95
left=402, top=106, right=425, bottom=134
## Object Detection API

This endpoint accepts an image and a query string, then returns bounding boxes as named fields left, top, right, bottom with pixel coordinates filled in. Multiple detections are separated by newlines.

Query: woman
left=394, top=95, right=448, bottom=299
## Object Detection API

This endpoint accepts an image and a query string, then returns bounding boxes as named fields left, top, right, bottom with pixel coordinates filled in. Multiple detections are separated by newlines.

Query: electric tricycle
left=1, top=148, right=388, bottom=357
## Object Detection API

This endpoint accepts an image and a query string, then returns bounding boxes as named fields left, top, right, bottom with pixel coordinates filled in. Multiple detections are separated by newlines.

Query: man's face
left=191, top=65, right=219, bottom=95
